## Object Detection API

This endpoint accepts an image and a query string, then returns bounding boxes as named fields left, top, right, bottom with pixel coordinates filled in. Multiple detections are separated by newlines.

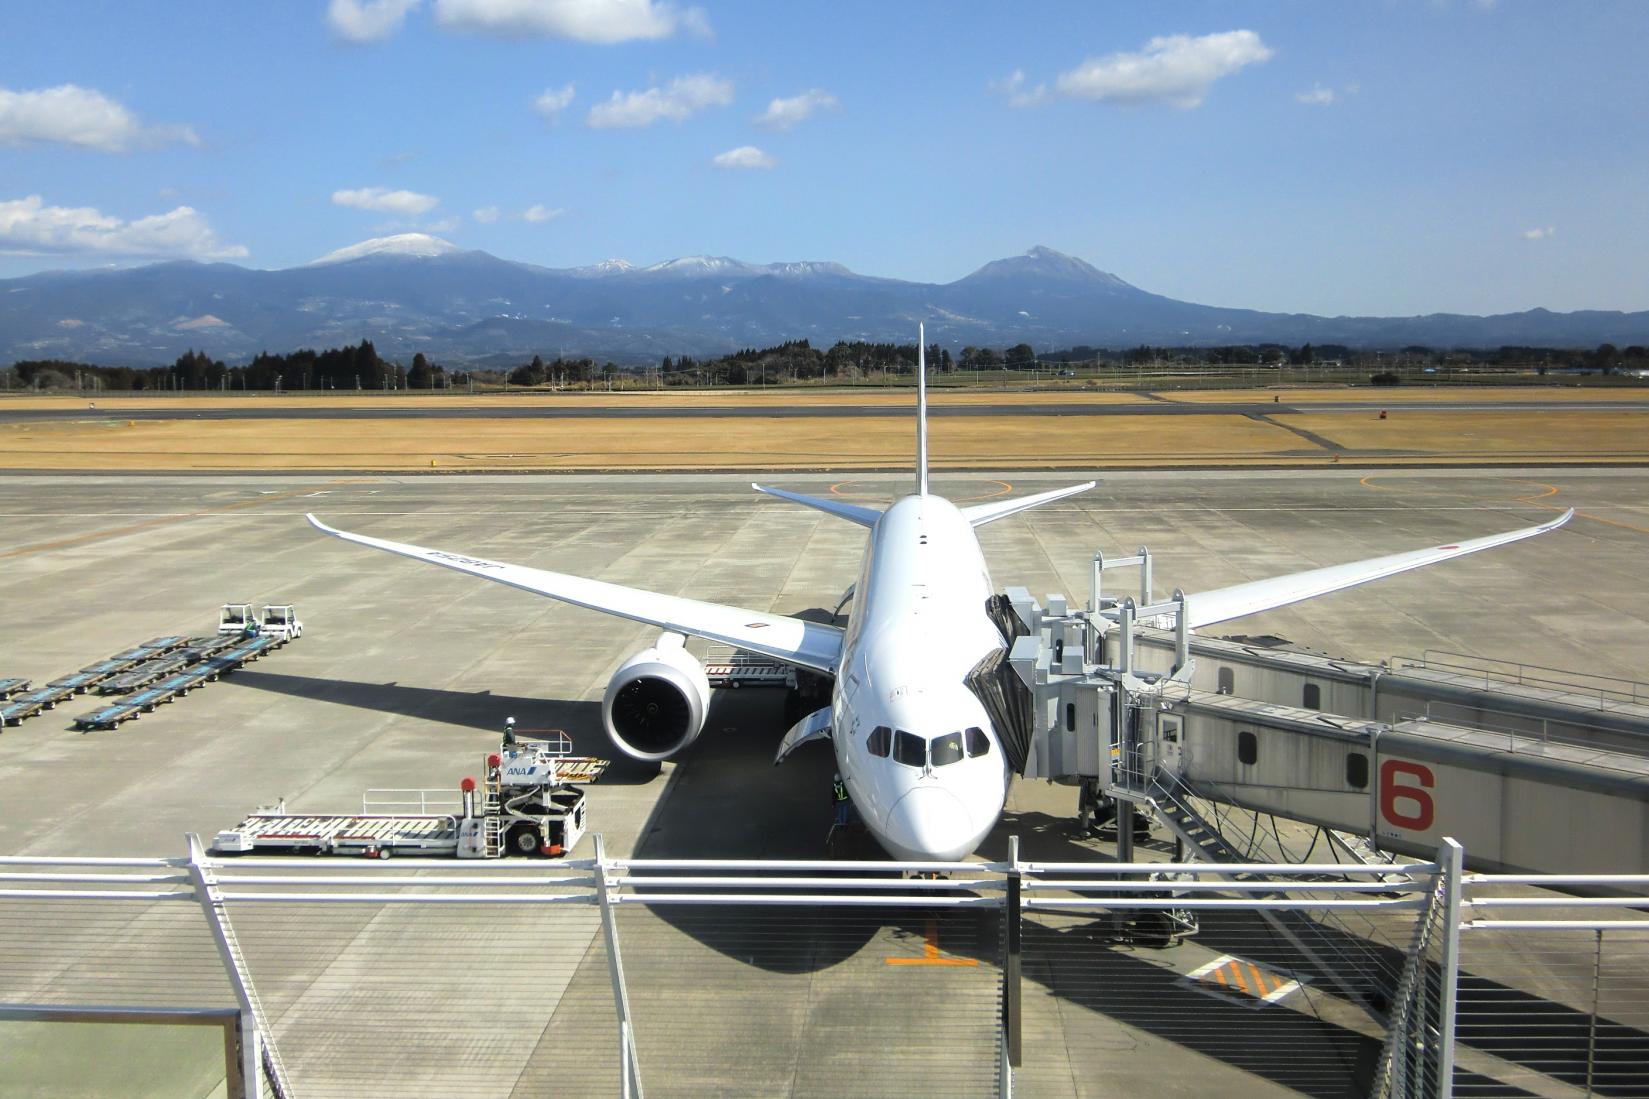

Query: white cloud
left=1522, top=226, right=1556, bottom=240
left=433, top=0, right=707, bottom=43
left=989, top=70, right=1048, bottom=108
left=327, top=0, right=420, bottom=42
left=332, top=186, right=440, bottom=215
left=587, top=73, right=732, bottom=129
left=712, top=145, right=775, bottom=170
left=0, top=84, right=199, bottom=152
left=533, top=84, right=576, bottom=121
left=754, top=89, right=837, bottom=130
left=0, top=194, right=246, bottom=259
left=522, top=204, right=564, bottom=222
left=1295, top=84, right=1336, bottom=106
left=1055, top=30, right=1273, bottom=109
left=473, top=205, right=501, bottom=223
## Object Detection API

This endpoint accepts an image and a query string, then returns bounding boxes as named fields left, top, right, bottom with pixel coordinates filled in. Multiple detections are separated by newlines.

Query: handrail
left=1394, top=649, right=1649, bottom=706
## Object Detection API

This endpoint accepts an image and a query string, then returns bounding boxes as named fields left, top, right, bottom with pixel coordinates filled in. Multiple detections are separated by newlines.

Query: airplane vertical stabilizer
left=917, top=322, right=929, bottom=497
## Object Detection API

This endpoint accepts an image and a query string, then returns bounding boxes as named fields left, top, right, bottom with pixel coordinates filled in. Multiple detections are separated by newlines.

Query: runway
left=1, top=468, right=1646, bottom=1096
left=2, top=396, right=1644, bottom=423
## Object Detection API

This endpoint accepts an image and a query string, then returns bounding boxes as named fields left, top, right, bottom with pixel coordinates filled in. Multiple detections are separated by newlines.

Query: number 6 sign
left=1380, top=759, right=1436, bottom=831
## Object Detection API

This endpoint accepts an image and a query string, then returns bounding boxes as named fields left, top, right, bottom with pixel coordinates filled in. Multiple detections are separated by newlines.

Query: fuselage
left=830, top=493, right=1012, bottom=860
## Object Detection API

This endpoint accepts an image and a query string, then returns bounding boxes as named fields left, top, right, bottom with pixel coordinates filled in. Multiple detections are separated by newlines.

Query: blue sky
left=1, top=0, right=1645, bottom=316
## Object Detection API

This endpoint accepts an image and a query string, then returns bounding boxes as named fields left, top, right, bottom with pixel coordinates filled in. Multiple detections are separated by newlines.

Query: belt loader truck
left=212, top=737, right=607, bottom=859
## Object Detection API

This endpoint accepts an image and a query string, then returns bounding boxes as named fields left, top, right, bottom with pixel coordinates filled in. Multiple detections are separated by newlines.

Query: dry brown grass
left=4, top=401, right=1646, bottom=471
left=1282, top=410, right=1649, bottom=461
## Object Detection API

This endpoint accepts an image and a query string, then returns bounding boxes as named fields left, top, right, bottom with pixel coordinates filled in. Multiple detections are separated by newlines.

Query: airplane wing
left=1178, top=508, right=1574, bottom=630
left=963, top=481, right=1096, bottom=527
left=306, top=514, right=844, bottom=674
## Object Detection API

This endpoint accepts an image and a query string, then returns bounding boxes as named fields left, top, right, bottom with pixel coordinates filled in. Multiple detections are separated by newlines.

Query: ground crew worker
left=242, top=615, right=259, bottom=638
left=503, top=716, right=517, bottom=746
left=832, top=773, right=851, bottom=827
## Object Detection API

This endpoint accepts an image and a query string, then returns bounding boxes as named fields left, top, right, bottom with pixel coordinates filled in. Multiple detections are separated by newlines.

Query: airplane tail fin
left=917, top=322, right=929, bottom=497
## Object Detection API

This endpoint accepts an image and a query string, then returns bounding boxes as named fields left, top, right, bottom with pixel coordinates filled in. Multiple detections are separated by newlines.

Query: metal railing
left=358, top=788, right=464, bottom=814
left=1395, top=650, right=1649, bottom=709
left=5, top=838, right=1648, bottom=1098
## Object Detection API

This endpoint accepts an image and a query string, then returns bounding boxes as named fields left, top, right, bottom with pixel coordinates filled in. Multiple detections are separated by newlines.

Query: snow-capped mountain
left=308, top=233, right=464, bottom=266
left=2, top=243, right=1644, bottom=367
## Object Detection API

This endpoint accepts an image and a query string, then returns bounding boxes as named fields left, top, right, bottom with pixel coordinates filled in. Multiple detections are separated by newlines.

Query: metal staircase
left=1141, top=769, right=1403, bottom=1021
left=482, top=772, right=502, bottom=858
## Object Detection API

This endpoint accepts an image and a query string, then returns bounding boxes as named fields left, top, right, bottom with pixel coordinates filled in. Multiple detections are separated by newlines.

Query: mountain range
left=3, top=237, right=1645, bottom=367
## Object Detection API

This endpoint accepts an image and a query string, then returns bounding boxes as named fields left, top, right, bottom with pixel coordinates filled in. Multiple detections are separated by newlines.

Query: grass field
left=2, top=387, right=1646, bottom=471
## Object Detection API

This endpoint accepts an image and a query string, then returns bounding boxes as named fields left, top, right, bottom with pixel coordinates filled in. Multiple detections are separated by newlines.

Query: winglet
left=917, top=322, right=929, bottom=497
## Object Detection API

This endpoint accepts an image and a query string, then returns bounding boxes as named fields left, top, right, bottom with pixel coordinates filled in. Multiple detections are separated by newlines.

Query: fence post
left=594, top=835, right=644, bottom=1099
left=185, top=833, right=278, bottom=1099
left=1436, top=838, right=1465, bottom=1099
left=1004, top=834, right=1022, bottom=1076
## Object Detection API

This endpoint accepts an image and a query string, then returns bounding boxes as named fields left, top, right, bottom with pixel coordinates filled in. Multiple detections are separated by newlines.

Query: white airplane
left=308, top=327, right=1572, bottom=861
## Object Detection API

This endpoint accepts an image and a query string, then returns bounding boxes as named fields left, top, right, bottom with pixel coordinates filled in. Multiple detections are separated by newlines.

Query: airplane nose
left=885, top=786, right=976, bottom=861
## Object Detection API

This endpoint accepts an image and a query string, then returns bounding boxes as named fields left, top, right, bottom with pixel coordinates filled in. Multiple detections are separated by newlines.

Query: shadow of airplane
left=228, top=669, right=659, bottom=784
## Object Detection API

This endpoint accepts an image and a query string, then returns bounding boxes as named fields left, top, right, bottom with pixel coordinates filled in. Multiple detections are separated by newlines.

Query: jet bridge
left=989, top=547, right=1649, bottom=876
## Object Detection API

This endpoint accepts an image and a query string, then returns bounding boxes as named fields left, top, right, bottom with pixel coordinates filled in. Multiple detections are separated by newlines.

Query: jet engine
left=601, top=632, right=712, bottom=761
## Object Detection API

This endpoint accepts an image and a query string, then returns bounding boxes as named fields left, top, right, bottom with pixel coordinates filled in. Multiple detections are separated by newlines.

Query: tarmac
left=1, top=468, right=1647, bottom=1097
left=2, top=397, right=1644, bottom=423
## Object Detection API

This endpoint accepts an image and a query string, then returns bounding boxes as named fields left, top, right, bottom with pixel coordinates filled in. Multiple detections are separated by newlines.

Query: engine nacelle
left=602, top=633, right=712, bottom=762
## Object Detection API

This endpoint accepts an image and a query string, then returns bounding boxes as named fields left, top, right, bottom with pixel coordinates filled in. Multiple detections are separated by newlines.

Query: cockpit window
left=867, top=726, right=891, bottom=758
left=893, top=730, right=925, bottom=768
left=931, top=731, right=964, bottom=767
left=965, top=726, right=990, bottom=757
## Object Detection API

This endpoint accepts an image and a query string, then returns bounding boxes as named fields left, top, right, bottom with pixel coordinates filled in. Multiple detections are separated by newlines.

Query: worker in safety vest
left=242, top=616, right=259, bottom=638
left=832, top=773, right=851, bottom=827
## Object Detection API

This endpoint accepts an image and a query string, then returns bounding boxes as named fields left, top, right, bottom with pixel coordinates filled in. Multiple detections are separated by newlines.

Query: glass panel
left=867, top=725, right=891, bottom=757
left=893, top=730, right=925, bottom=767
left=1346, top=752, right=1369, bottom=789
left=965, top=726, right=990, bottom=757
left=930, top=732, right=964, bottom=767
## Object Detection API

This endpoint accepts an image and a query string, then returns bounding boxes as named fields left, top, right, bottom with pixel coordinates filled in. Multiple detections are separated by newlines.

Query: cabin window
left=1346, top=752, right=1369, bottom=789
left=931, top=732, right=964, bottom=767
left=1065, top=702, right=1077, bottom=732
left=1160, top=717, right=1180, bottom=743
left=1237, top=730, right=1258, bottom=767
left=893, top=730, right=926, bottom=768
left=867, top=726, right=891, bottom=758
left=1303, top=683, right=1322, bottom=710
left=965, top=726, right=990, bottom=757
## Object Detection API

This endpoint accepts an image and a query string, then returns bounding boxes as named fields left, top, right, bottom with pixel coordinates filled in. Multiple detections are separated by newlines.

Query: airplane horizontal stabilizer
left=962, top=482, right=1097, bottom=527
left=752, top=484, right=881, bottom=528
left=1177, top=508, right=1575, bottom=630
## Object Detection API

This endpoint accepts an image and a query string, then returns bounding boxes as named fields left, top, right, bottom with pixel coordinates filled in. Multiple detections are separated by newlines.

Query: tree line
left=6, top=338, right=1645, bottom=393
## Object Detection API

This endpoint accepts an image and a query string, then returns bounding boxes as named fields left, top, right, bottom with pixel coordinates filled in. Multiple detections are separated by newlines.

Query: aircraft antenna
left=917, top=322, right=929, bottom=496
